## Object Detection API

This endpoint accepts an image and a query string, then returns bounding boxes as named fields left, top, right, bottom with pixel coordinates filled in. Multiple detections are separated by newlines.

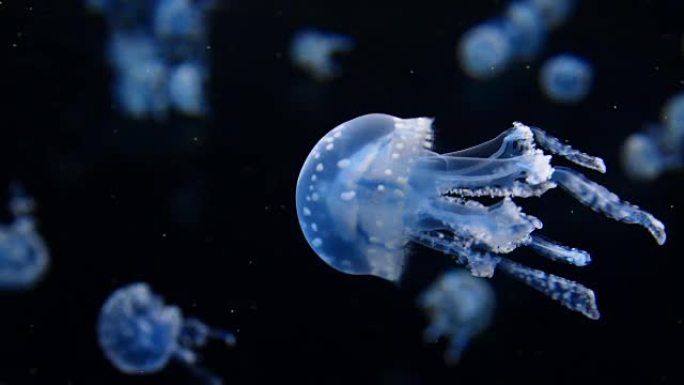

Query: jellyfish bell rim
left=295, top=113, right=436, bottom=282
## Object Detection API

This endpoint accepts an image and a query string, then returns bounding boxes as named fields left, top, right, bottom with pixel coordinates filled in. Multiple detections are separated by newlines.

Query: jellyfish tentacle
left=526, top=234, right=591, bottom=266
left=497, top=259, right=600, bottom=320
left=551, top=167, right=666, bottom=245
left=529, top=125, right=606, bottom=173
left=413, top=197, right=542, bottom=255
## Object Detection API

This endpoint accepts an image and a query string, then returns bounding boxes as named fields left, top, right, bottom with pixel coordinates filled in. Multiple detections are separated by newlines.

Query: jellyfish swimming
left=98, top=283, right=236, bottom=382
left=621, top=92, right=684, bottom=181
left=458, top=22, right=514, bottom=79
left=289, top=28, right=355, bottom=82
left=418, top=269, right=494, bottom=364
left=86, top=0, right=214, bottom=118
left=295, top=113, right=666, bottom=319
left=539, top=54, right=593, bottom=103
left=458, top=0, right=577, bottom=79
left=0, top=186, right=50, bottom=290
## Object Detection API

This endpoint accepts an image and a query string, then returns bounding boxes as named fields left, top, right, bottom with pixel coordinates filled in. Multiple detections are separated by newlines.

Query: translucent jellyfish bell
left=0, top=187, right=49, bottom=291
left=621, top=93, right=684, bottom=181
left=458, top=22, right=513, bottom=79
left=539, top=54, right=593, bottom=103
left=290, top=29, right=355, bottom=82
left=98, top=283, right=236, bottom=381
left=418, top=269, right=494, bottom=364
left=295, top=114, right=666, bottom=319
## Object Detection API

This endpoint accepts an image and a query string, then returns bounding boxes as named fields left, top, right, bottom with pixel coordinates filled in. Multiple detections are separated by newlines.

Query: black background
left=0, top=1, right=683, bottom=384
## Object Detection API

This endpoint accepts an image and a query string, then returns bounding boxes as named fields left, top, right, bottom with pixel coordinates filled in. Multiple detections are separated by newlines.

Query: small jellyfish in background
left=539, top=54, right=593, bottom=103
left=0, top=185, right=50, bottom=291
left=621, top=92, right=684, bottom=181
left=289, top=29, right=355, bottom=82
left=98, top=283, right=236, bottom=383
left=295, top=114, right=666, bottom=319
left=458, top=22, right=514, bottom=79
left=503, top=1, right=546, bottom=60
left=418, top=269, right=494, bottom=364
left=86, top=0, right=215, bottom=119
left=458, top=0, right=576, bottom=79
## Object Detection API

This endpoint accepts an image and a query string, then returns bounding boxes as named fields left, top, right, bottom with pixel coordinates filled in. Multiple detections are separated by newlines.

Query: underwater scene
left=0, top=0, right=682, bottom=384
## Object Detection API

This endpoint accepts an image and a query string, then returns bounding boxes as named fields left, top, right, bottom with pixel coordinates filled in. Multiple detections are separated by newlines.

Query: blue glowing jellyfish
left=419, top=269, right=494, bottom=364
left=621, top=93, right=684, bottom=181
left=458, top=0, right=577, bottom=79
left=504, top=2, right=546, bottom=60
left=86, top=0, right=214, bottom=119
left=0, top=186, right=49, bottom=291
left=458, top=22, right=513, bottom=79
left=98, top=283, right=236, bottom=382
left=295, top=114, right=666, bottom=319
left=539, top=54, right=593, bottom=103
left=290, top=29, right=355, bottom=82
left=662, top=92, right=684, bottom=138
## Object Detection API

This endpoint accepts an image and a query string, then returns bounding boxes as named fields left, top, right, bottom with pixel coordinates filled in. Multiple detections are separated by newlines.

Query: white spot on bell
left=337, top=159, right=350, bottom=168
left=340, top=191, right=356, bottom=201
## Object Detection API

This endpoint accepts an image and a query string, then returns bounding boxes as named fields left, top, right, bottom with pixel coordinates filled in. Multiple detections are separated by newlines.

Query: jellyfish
left=289, top=29, right=355, bottom=82
left=98, top=283, right=236, bottom=383
left=0, top=186, right=50, bottom=291
left=503, top=2, right=546, bottom=60
left=168, top=61, right=207, bottom=116
left=418, top=269, right=494, bottom=364
left=621, top=93, right=684, bottom=181
left=295, top=114, right=666, bottom=319
left=539, top=54, right=593, bottom=103
left=458, top=0, right=576, bottom=79
left=86, top=0, right=215, bottom=119
left=458, top=22, right=514, bottom=79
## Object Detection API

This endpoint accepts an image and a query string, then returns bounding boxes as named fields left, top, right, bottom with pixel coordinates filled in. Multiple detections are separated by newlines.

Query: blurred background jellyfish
left=98, top=282, right=236, bottom=383
left=289, top=28, right=355, bottom=82
left=458, top=22, right=513, bottom=79
left=295, top=114, right=666, bottom=319
left=0, top=185, right=50, bottom=291
left=458, top=0, right=577, bottom=79
left=418, top=269, right=494, bottom=364
left=85, top=0, right=215, bottom=119
left=621, top=92, right=684, bottom=181
left=539, top=54, right=593, bottom=103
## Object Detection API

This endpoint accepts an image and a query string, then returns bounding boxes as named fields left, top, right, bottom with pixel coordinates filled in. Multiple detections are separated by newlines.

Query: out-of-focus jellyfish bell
left=621, top=92, right=684, bottom=181
left=458, top=22, right=513, bottom=79
left=661, top=92, right=684, bottom=139
left=419, top=269, right=494, bottom=364
left=290, top=28, right=355, bottom=82
left=0, top=186, right=49, bottom=291
left=295, top=114, right=666, bottom=319
left=504, top=1, right=546, bottom=60
left=168, top=61, right=207, bottom=116
left=621, top=132, right=667, bottom=181
left=98, top=283, right=236, bottom=382
left=539, top=54, right=593, bottom=103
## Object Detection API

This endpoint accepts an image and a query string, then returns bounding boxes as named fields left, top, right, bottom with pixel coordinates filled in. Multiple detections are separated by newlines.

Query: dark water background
left=0, top=1, right=682, bottom=384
